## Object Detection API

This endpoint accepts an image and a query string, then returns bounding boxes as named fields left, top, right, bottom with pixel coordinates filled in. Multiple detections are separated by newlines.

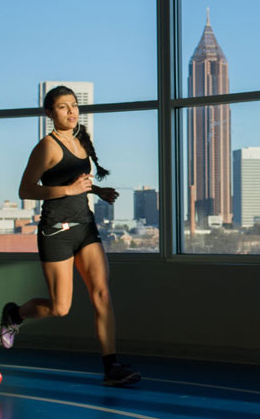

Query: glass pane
left=181, top=0, right=260, bottom=97
left=0, top=118, right=38, bottom=252
left=94, top=111, right=159, bottom=253
left=0, top=111, right=159, bottom=253
left=181, top=101, right=260, bottom=254
left=0, top=0, right=157, bottom=109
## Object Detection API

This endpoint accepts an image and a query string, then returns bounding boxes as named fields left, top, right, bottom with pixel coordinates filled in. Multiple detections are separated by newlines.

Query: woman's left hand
left=99, top=188, right=119, bottom=204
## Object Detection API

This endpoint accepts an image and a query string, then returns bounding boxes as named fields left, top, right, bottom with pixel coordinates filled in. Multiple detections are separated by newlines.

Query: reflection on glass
left=182, top=102, right=260, bottom=254
left=0, top=111, right=159, bottom=254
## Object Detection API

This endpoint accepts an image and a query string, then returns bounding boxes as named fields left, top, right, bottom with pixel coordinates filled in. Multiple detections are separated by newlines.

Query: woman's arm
left=90, top=185, right=119, bottom=205
left=19, top=138, right=92, bottom=200
left=91, top=185, right=102, bottom=196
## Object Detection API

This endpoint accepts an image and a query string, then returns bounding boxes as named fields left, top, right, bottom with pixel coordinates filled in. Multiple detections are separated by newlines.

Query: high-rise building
left=188, top=9, right=232, bottom=229
left=39, top=81, right=94, bottom=138
left=134, top=186, right=159, bottom=226
left=94, top=199, right=114, bottom=224
left=233, top=148, right=260, bottom=228
left=22, top=199, right=38, bottom=211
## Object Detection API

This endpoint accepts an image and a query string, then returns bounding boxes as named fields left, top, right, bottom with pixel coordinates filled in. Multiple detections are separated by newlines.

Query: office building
left=233, top=148, right=260, bottom=228
left=22, top=199, right=38, bottom=211
left=94, top=199, right=114, bottom=224
left=134, top=186, right=159, bottom=226
left=0, top=200, right=35, bottom=233
left=39, top=81, right=94, bottom=138
left=188, top=9, right=232, bottom=229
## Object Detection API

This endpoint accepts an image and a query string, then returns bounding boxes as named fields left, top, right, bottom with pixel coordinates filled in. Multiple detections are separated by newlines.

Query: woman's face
left=50, top=94, right=79, bottom=130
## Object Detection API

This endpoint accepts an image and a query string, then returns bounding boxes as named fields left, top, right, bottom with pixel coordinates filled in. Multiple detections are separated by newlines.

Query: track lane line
left=1, top=363, right=260, bottom=396
left=0, top=391, right=160, bottom=419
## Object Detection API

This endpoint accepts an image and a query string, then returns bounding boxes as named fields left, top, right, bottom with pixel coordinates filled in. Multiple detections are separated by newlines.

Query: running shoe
left=103, top=363, right=141, bottom=387
left=0, top=303, right=21, bottom=349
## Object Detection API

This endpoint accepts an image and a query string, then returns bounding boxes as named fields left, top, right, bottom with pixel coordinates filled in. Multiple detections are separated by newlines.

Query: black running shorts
left=37, top=222, right=102, bottom=262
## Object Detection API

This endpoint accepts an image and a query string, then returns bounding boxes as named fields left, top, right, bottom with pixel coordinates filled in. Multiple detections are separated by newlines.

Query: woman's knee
left=51, top=302, right=71, bottom=317
left=92, top=287, right=112, bottom=310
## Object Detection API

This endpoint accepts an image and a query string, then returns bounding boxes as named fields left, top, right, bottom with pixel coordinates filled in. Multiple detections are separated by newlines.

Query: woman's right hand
left=67, top=174, right=93, bottom=196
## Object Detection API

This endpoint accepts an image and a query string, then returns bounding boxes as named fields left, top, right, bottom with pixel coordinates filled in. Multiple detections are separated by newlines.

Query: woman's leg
left=19, top=257, right=75, bottom=320
left=74, top=243, right=116, bottom=356
left=0, top=257, right=75, bottom=349
left=75, top=242, right=141, bottom=386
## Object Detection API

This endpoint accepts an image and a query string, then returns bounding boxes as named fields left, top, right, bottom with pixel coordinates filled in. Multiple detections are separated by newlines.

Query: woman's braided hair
left=44, top=85, right=110, bottom=181
left=75, top=124, right=110, bottom=181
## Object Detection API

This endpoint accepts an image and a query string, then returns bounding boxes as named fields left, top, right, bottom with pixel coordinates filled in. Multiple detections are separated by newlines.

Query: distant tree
left=114, top=224, right=129, bottom=231
left=105, top=239, right=128, bottom=253
left=130, top=240, right=137, bottom=248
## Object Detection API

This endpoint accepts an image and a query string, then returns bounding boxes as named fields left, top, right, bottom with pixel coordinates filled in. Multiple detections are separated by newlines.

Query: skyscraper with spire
left=188, top=9, right=232, bottom=230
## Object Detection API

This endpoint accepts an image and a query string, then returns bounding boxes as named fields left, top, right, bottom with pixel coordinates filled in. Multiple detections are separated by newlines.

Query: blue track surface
left=0, top=348, right=260, bottom=418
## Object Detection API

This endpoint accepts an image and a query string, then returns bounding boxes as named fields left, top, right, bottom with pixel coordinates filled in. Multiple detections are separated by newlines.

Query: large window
left=182, top=0, right=260, bottom=96
left=93, top=111, right=159, bottom=253
left=2, top=0, right=260, bottom=259
left=181, top=102, right=260, bottom=254
left=0, top=0, right=157, bottom=108
left=173, top=0, right=260, bottom=257
left=0, top=0, right=158, bottom=254
left=0, top=119, right=38, bottom=252
left=0, top=112, right=159, bottom=253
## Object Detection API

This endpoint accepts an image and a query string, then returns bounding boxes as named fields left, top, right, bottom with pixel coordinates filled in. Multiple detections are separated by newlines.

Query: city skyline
left=0, top=185, right=160, bottom=253
left=1, top=1, right=260, bottom=226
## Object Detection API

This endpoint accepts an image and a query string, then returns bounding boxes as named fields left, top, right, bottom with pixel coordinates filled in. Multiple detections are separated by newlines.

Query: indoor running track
left=0, top=349, right=260, bottom=418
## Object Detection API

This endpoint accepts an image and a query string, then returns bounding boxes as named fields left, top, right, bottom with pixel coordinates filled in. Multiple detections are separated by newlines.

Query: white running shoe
left=0, top=303, right=21, bottom=349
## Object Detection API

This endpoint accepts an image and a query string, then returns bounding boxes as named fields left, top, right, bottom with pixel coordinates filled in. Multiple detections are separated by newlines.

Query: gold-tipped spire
left=206, top=7, right=210, bottom=26
left=190, top=6, right=226, bottom=62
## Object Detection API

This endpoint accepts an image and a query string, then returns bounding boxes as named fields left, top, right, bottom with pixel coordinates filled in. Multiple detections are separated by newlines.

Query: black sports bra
left=39, top=133, right=94, bottom=226
left=41, top=133, right=91, bottom=187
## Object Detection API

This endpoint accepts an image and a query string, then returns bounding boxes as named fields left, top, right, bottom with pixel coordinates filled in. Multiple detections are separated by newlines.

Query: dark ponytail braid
left=75, top=124, right=110, bottom=181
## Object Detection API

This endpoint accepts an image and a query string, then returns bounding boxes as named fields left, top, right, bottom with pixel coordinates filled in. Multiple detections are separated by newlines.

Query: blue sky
left=0, top=0, right=260, bottom=219
left=0, top=0, right=157, bottom=108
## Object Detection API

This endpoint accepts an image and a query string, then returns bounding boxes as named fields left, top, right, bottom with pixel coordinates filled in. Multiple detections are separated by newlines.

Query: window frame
left=170, top=0, right=260, bottom=264
left=1, top=0, right=260, bottom=265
